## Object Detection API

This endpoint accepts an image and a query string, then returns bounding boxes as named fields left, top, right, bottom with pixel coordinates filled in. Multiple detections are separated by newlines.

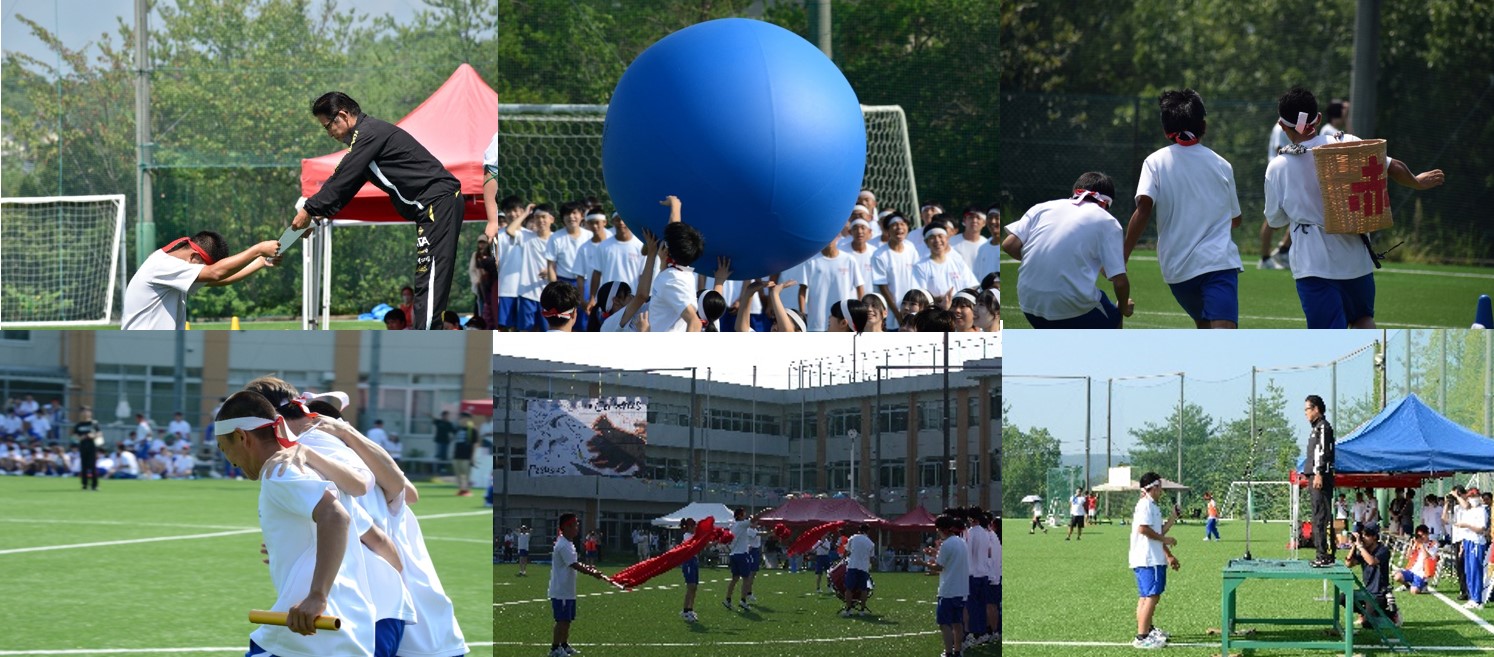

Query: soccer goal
left=0, top=194, right=127, bottom=327
left=498, top=104, right=920, bottom=214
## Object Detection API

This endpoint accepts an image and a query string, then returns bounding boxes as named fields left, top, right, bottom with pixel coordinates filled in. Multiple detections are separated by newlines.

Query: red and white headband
left=1279, top=111, right=1319, bottom=136
left=214, top=415, right=298, bottom=448
left=1072, top=189, right=1113, bottom=209
left=162, top=237, right=218, bottom=265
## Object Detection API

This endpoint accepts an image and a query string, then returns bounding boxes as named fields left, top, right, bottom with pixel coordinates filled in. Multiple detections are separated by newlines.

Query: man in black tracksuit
left=1303, top=394, right=1336, bottom=567
left=73, top=406, right=101, bottom=491
left=294, top=92, right=463, bottom=330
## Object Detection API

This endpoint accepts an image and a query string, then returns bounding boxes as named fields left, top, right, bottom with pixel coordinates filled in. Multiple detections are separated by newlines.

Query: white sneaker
left=548, top=649, right=568, bottom=657
left=962, top=635, right=978, bottom=649
left=1148, top=627, right=1171, bottom=642
left=1132, top=635, right=1166, bottom=649
left=840, top=609, right=853, bottom=618
left=738, top=601, right=751, bottom=612
left=563, top=646, right=579, bottom=656
left=1258, top=257, right=1284, bottom=270
left=746, top=594, right=757, bottom=603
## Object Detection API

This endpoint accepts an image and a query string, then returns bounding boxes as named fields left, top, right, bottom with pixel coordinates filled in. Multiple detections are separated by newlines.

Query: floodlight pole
left=1177, top=372, right=1184, bottom=510
left=134, top=0, right=155, bottom=268
left=942, top=332, right=951, bottom=510
left=688, top=367, right=697, bottom=503
left=500, top=370, right=512, bottom=541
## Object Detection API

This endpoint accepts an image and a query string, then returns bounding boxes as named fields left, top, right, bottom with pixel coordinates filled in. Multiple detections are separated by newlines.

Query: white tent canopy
left=651, top=502, right=735, bottom=529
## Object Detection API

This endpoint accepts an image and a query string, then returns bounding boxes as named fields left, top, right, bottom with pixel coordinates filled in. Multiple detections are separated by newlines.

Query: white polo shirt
left=1264, top=133, right=1379, bottom=281
left=935, top=534, right=969, bottom=599
left=846, top=533, right=874, bottom=571
left=1129, top=495, right=1167, bottom=569
left=1136, top=142, right=1243, bottom=284
left=253, top=466, right=376, bottom=657
left=1006, top=197, right=1127, bottom=321
left=121, top=250, right=206, bottom=330
left=729, top=520, right=751, bottom=555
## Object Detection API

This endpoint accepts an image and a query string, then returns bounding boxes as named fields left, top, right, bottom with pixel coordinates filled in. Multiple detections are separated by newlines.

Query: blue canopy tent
left=1292, top=394, right=1494, bottom=487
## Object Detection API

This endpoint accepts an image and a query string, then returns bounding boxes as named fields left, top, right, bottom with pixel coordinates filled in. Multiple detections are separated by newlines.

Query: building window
left=878, top=404, right=908, bottom=433
left=0, top=331, right=30, bottom=341
left=920, top=459, right=943, bottom=487
left=879, top=460, right=905, bottom=489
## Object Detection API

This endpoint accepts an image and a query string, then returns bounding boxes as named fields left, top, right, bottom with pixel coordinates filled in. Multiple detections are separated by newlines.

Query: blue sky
left=3, top=0, right=424, bottom=73
left=1004, top=331, right=1399, bottom=466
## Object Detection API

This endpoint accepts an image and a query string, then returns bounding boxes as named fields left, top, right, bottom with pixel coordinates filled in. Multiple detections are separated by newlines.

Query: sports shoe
left=548, top=649, right=568, bottom=657
left=746, top=594, right=758, bottom=603
left=1132, top=635, right=1166, bottom=649
left=840, top=609, right=853, bottom=618
left=562, top=646, right=579, bottom=656
left=1310, top=558, right=1334, bottom=568
left=1148, top=627, right=1170, bottom=642
left=722, top=599, right=733, bottom=611
left=1258, top=257, right=1285, bottom=270
left=1272, top=250, right=1291, bottom=269
left=962, top=635, right=977, bottom=649
left=738, top=600, right=751, bottom=612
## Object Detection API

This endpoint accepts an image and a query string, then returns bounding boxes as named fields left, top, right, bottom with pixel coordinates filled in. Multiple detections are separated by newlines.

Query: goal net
left=498, top=104, right=919, bottom=216
left=1, top=194, right=127, bottom=326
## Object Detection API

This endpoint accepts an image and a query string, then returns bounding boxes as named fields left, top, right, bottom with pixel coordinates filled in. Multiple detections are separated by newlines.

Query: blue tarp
left=1295, top=394, right=1494, bottom=475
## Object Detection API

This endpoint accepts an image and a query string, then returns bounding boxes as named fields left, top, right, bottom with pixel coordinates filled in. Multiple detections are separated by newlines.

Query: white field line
left=1431, top=590, right=1494, bottom=636
left=414, top=510, right=492, bottom=520
left=490, top=630, right=939, bottom=648
left=0, top=643, right=495, bottom=656
left=0, top=529, right=260, bottom=555
left=1127, top=255, right=1494, bottom=280
left=422, top=536, right=490, bottom=544
left=1124, top=309, right=1446, bottom=329
left=1003, top=639, right=1494, bottom=652
left=0, top=518, right=251, bottom=531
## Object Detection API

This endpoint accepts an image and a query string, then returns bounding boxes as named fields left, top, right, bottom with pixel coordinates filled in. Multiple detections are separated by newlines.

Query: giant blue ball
left=602, top=18, right=867, bottom=281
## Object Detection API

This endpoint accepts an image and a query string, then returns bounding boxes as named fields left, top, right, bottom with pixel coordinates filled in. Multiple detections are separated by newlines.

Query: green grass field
left=999, top=253, right=1494, bottom=328
left=0, top=475, right=492, bottom=655
left=494, top=555, right=999, bottom=657
left=1001, top=518, right=1494, bottom=656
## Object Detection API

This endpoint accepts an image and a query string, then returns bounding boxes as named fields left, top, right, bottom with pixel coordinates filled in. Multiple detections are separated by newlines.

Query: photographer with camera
left=1344, top=523, right=1400, bottom=627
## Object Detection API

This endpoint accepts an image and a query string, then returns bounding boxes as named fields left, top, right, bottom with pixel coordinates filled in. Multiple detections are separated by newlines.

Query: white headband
left=923, top=227, right=948, bottom=239
left=787, top=310, right=807, bottom=332
left=213, top=416, right=278, bottom=436
left=953, top=291, right=978, bottom=307
left=300, top=391, right=350, bottom=411
left=906, top=288, right=933, bottom=306
left=585, top=212, right=606, bottom=222
left=862, top=291, right=888, bottom=312
left=1142, top=479, right=1163, bottom=490
left=885, top=214, right=907, bottom=226
left=920, top=204, right=941, bottom=213
left=852, top=204, right=870, bottom=215
left=1280, top=111, right=1318, bottom=136
left=1072, top=190, right=1114, bottom=208
left=849, top=219, right=871, bottom=229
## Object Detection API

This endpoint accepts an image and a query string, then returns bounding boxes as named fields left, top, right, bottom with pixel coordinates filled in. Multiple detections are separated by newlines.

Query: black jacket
left=303, top=114, right=460, bottom=223
left=1305, top=415, right=1335, bottom=475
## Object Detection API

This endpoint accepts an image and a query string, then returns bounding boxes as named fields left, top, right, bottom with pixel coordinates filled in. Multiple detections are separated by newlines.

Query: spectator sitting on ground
left=111, top=444, right=141, bottom=479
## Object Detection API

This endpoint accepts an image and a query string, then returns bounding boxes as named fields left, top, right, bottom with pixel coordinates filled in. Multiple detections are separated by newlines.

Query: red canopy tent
left=884, top=506, right=936, bottom=532
left=459, top=399, right=493, bottom=417
left=754, top=498, right=885, bottom=529
left=298, top=63, right=497, bottom=224
left=294, top=64, right=497, bottom=327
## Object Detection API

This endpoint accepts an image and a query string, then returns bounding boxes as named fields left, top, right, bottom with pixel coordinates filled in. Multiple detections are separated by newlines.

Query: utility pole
left=1350, top=0, right=1380, bottom=137
left=134, top=0, right=155, bottom=267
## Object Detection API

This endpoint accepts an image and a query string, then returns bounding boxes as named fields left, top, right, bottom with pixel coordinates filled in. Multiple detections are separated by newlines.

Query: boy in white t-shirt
left=872, top=212, right=920, bottom=329
left=913, top=220, right=979, bottom=305
left=948, top=208, right=986, bottom=269
left=649, top=195, right=705, bottom=332
left=1003, top=172, right=1132, bottom=328
left=925, top=514, right=969, bottom=657
left=546, top=202, right=593, bottom=331
left=589, top=216, right=648, bottom=312
left=1130, top=472, right=1181, bottom=649
left=122, top=232, right=281, bottom=330
left=573, top=210, right=611, bottom=329
left=841, top=217, right=878, bottom=303
left=971, top=207, right=1002, bottom=282
left=1124, top=89, right=1244, bottom=329
left=213, top=391, right=379, bottom=657
left=495, top=197, right=541, bottom=332
left=549, top=512, right=619, bottom=657
left=799, top=239, right=866, bottom=332
left=1264, top=86, right=1445, bottom=329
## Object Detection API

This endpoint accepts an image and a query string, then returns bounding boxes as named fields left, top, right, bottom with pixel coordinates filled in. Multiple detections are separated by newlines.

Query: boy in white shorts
left=1003, top=172, right=1132, bottom=328
left=1124, top=88, right=1244, bottom=329
left=1264, top=86, right=1444, bottom=329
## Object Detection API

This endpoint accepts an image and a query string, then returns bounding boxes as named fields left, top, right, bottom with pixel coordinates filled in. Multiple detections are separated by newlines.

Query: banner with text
left=525, top=397, right=648, bottom=477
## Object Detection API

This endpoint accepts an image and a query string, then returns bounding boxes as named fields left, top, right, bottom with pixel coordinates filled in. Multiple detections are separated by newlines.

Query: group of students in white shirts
left=492, top=189, right=1002, bottom=332
left=924, top=506, right=1003, bottom=657
left=1004, top=86, right=1443, bottom=329
left=211, top=378, right=467, bottom=657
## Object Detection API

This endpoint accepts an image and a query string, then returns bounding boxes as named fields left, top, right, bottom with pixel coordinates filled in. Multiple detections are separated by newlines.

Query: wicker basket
left=1313, top=138, right=1393, bottom=234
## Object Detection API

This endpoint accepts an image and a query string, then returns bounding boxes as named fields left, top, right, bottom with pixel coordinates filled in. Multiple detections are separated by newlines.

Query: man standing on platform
left=1303, top=394, right=1337, bottom=567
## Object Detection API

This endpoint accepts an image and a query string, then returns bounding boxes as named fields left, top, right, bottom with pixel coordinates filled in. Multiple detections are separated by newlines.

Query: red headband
left=162, top=237, right=218, bottom=265
left=1166, top=131, right=1200, bottom=147
left=541, top=307, right=576, bottom=320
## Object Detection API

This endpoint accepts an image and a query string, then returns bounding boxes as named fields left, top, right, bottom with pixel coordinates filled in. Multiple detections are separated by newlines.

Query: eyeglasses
left=321, top=112, right=342, bottom=133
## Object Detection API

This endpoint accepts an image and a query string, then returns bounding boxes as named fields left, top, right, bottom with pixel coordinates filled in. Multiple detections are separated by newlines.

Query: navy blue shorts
left=730, top=553, right=752, bottom=578
left=936, top=596, right=965, bottom=625
left=682, top=557, right=699, bottom=585
left=1167, top=268, right=1239, bottom=324
left=749, top=547, right=762, bottom=573
left=1296, top=274, right=1375, bottom=329
left=815, top=554, right=833, bottom=573
left=1025, top=293, right=1121, bottom=329
left=551, top=598, right=577, bottom=622
left=967, top=576, right=986, bottom=606
left=845, top=567, right=870, bottom=592
left=1134, top=565, right=1167, bottom=597
left=517, top=549, right=529, bottom=557
left=374, top=618, right=405, bottom=657
left=497, top=297, right=542, bottom=331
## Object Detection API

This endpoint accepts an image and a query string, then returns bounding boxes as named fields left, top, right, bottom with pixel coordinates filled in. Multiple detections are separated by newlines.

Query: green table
left=1221, top=558, right=1355, bottom=656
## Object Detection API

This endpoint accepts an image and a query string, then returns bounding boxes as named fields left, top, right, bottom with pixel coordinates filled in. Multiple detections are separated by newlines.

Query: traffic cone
left=184, top=321, right=191, bottom=330
left=231, top=316, right=241, bottom=331
left=1475, top=295, right=1492, bottom=329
